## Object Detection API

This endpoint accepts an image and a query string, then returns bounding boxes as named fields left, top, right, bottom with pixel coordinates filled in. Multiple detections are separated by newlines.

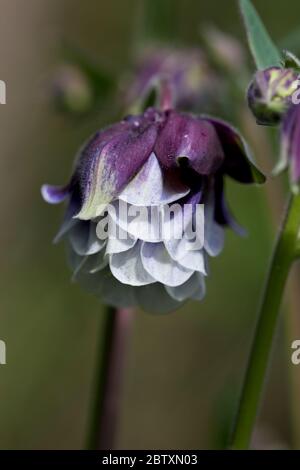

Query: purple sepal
left=75, top=108, right=164, bottom=219
left=54, top=184, right=82, bottom=243
left=206, top=116, right=265, bottom=184
left=155, top=110, right=224, bottom=175
left=214, top=175, right=246, bottom=236
left=41, top=183, right=70, bottom=204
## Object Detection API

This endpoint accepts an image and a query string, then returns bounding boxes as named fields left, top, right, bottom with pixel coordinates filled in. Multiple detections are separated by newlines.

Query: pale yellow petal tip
left=74, top=200, right=109, bottom=220
left=291, top=183, right=300, bottom=195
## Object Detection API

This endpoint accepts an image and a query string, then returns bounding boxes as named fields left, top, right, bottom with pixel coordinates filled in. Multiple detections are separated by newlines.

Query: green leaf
left=239, top=0, right=282, bottom=69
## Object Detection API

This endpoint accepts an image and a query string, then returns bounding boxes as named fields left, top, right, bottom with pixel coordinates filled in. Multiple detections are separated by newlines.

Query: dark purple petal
left=41, top=183, right=70, bottom=204
left=75, top=109, right=164, bottom=220
left=214, top=175, right=246, bottom=236
left=155, top=110, right=224, bottom=175
left=206, top=116, right=265, bottom=184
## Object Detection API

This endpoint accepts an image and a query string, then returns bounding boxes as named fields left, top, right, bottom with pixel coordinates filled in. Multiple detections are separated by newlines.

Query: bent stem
left=87, top=307, right=133, bottom=450
left=230, top=192, right=300, bottom=450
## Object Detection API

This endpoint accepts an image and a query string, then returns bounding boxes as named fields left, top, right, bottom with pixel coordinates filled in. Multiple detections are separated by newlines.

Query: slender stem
left=159, top=78, right=175, bottom=112
left=230, top=192, right=300, bottom=450
left=86, top=307, right=133, bottom=450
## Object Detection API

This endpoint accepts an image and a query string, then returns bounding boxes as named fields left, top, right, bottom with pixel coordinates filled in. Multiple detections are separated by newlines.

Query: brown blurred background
left=0, top=0, right=299, bottom=449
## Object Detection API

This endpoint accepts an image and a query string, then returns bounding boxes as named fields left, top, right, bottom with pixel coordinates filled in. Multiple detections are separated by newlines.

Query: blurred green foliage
left=0, top=0, right=298, bottom=449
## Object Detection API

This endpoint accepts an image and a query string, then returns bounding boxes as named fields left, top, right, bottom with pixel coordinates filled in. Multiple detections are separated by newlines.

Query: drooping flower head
left=42, top=104, right=264, bottom=313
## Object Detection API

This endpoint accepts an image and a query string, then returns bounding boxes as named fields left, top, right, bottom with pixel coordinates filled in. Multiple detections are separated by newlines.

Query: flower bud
left=247, top=67, right=299, bottom=125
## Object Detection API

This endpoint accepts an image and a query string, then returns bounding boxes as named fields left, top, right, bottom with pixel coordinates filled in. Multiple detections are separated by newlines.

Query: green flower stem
left=87, top=307, right=133, bottom=450
left=230, top=192, right=300, bottom=450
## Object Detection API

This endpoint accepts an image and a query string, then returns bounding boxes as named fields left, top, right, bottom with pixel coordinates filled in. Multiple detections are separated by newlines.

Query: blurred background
left=0, top=0, right=300, bottom=449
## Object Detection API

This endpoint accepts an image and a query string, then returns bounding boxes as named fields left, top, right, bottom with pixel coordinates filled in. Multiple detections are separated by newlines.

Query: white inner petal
left=105, top=221, right=137, bottom=255
left=141, top=241, right=194, bottom=287
left=69, top=221, right=105, bottom=256
left=192, top=273, right=206, bottom=300
left=119, top=152, right=189, bottom=206
left=165, top=272, right=205, bottom=302
left=108, top=201, right=165, bottom=242
left=164, top=224, right=204, bottom=262
left=176, top=249, right=206, bottom=274
left=109, top=241, right=156, bottom=286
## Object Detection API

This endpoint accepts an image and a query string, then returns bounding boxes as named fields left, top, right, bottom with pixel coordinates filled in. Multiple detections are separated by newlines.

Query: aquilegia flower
left=42, top=107, right=264, bottom=313
left=247, top=67, right=298, bottom=125
left=279, top=103, right=300, bottom=191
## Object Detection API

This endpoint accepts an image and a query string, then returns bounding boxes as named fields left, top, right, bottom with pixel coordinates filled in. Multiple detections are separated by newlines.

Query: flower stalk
left=230, top=191, right=300, bottom=450
left=87, top=307, right=133, bottom=450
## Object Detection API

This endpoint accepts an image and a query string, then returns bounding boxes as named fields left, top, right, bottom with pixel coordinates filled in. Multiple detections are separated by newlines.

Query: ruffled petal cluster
left=42, top=108, right=264, bottom=313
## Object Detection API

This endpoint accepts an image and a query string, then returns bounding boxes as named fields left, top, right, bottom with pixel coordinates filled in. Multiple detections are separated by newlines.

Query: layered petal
left=69, top=220, right=105, bottom=256
left=108, top=200, right=165, bottom=242
left=41, top=183, right=70, bottom=204
left=109, top=241, right=156, bottom=286
left=119, top=152, right=189, bottom=206
left=105, top=223, right=136, bottom=255
left=165, top=272, right=205, bottom=301
left=141, top=241, right=194, bottom=287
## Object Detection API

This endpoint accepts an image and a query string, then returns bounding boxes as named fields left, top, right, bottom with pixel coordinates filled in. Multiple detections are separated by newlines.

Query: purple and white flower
left=42, top=107, right=264, bottom=313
